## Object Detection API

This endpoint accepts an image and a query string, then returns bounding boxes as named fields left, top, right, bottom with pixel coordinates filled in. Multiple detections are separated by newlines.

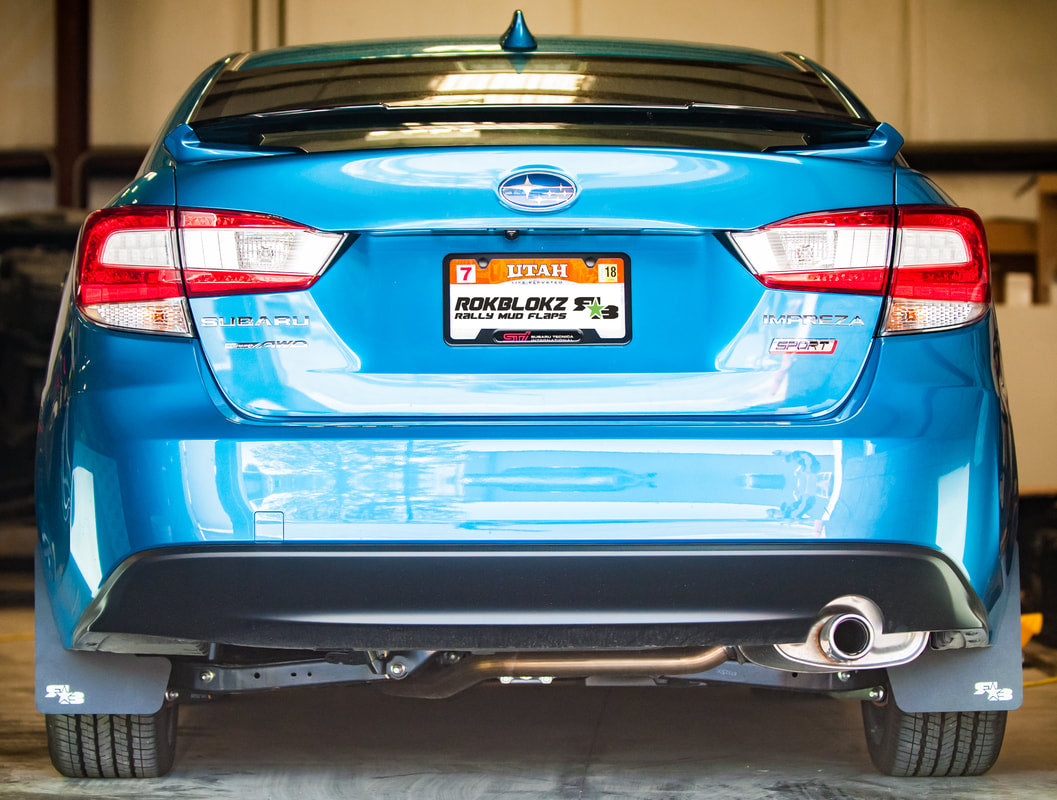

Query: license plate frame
left=444, top=254, right=631, bottom=345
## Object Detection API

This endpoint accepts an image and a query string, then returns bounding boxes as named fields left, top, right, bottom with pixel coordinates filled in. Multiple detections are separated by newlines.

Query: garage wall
left=0, top=1, right=54, bottom=147
left=4, top=0, right=1057, bottom=149
left=3, top=0, right=1055, bottom=215
left=90, top=0, right=252, bottom=146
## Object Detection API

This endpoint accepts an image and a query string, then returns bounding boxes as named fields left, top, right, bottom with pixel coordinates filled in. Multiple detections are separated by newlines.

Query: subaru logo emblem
left=497, top=170, right=578, bottom=212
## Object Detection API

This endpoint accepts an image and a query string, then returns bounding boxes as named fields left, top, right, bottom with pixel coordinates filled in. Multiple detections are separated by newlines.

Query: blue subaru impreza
left=35, top=12, right=1020, bottom=779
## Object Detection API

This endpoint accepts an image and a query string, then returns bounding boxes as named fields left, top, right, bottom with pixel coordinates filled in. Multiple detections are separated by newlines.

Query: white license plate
left=444, top=255, right=631, bottom=345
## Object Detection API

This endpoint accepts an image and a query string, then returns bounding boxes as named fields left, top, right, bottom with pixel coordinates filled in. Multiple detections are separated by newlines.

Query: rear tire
left=861, top=693, right=1006, bottom=776
left=45, top=704, right=178, bottom=778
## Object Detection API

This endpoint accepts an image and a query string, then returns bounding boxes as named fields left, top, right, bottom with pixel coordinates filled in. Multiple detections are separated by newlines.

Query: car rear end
left=35, top=33, right=1019, bottom=778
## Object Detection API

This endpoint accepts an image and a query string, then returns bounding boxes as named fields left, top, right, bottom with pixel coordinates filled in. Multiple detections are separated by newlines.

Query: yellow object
left=1024, top=676, right=1057, bottom=688
left=1021, top=612, right=1044, bottom=647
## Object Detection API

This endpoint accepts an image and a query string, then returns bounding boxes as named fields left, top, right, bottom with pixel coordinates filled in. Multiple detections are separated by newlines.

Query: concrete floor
left=2, top=577, right=1057, bottom=800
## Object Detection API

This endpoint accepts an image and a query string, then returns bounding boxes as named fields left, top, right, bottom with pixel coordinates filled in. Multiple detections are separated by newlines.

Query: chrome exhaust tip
left=738, top=595, right=928, bottom=673
left=819, top=612, right=875, bottom=662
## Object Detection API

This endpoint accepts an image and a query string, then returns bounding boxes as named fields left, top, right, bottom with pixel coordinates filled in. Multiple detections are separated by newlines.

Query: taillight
left=179, top=209, right=344, bottom=297
left=730, top=208, right=894, bottom=295
left=76, top=207, right=189, bottom=335
left=883, top=207, right=990, bottom=333
left=731, top=205, right=990, bottom=334
left=75, top=205, right=344, bottom=335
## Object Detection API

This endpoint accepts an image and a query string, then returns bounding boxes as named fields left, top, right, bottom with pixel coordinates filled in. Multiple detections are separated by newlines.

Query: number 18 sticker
left=599, top=260, right=620, bottom=283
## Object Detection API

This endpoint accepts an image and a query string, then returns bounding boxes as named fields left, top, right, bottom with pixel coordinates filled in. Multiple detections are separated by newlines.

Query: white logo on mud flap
left=974, top=681, right=1014, bottom=702
left=44, top=684, right=85, bottom=705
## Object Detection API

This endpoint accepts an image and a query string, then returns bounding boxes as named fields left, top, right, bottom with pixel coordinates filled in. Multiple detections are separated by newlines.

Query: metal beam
left=903, top=142, right=1057, bottom=173
left=54, top=0, right=90, bottom=208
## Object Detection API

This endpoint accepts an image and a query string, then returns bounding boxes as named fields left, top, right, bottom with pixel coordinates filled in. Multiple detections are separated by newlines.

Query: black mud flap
left=887, top=547, right=1022, bottom=713
left=35, top=549, right=171, bottom=715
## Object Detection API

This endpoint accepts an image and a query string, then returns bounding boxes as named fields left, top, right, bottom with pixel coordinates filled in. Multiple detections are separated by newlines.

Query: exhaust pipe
left=739, top=595, right=926, bottom=672
left=819, top=613, right=875, bottom=662
left=382, top=646, right=732, bottom=700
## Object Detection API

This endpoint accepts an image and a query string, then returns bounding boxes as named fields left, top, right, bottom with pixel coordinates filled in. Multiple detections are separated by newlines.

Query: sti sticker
left=770, top=338, right=838, bottom=354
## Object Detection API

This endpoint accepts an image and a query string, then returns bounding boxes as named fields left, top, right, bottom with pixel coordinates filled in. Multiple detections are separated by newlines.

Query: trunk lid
left=177, top=147, right=892, bottom=418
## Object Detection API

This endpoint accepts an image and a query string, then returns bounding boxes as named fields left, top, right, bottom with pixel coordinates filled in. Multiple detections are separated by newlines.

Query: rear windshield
left=195, top=55, right=850, bottom=119
left=190, top=55, right=867, bottom=154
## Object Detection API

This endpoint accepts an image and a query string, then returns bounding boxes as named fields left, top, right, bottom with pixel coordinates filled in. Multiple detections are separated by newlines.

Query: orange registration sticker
left=444, top=255, right=630, bottom=345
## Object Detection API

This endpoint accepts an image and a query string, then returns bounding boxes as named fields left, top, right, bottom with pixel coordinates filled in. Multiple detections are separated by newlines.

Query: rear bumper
left=37, top=313, right=1016, bottom=648
left=73, top=542, right=988, bottom=653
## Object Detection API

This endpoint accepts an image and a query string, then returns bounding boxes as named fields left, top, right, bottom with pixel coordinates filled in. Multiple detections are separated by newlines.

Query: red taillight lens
left=77, top=207, right=180, bottom=304
left=76, top=206, right=189, bottom=335
left=75, top=206, right=344, bottom=335
left=884, top=207, right=990, bottom=333
left=732, top=205, right=991, bottom=334
left=179, top=209, right=344, bottom=297
left=730, top=208, right=894, bottom=295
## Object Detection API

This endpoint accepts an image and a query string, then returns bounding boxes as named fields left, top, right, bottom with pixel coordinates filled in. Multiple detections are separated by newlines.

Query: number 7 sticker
left=453, top=261, right=477, bottom=283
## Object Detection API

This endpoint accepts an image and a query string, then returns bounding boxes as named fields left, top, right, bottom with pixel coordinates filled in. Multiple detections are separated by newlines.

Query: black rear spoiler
left=168, top=104, right=899, bottom=165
